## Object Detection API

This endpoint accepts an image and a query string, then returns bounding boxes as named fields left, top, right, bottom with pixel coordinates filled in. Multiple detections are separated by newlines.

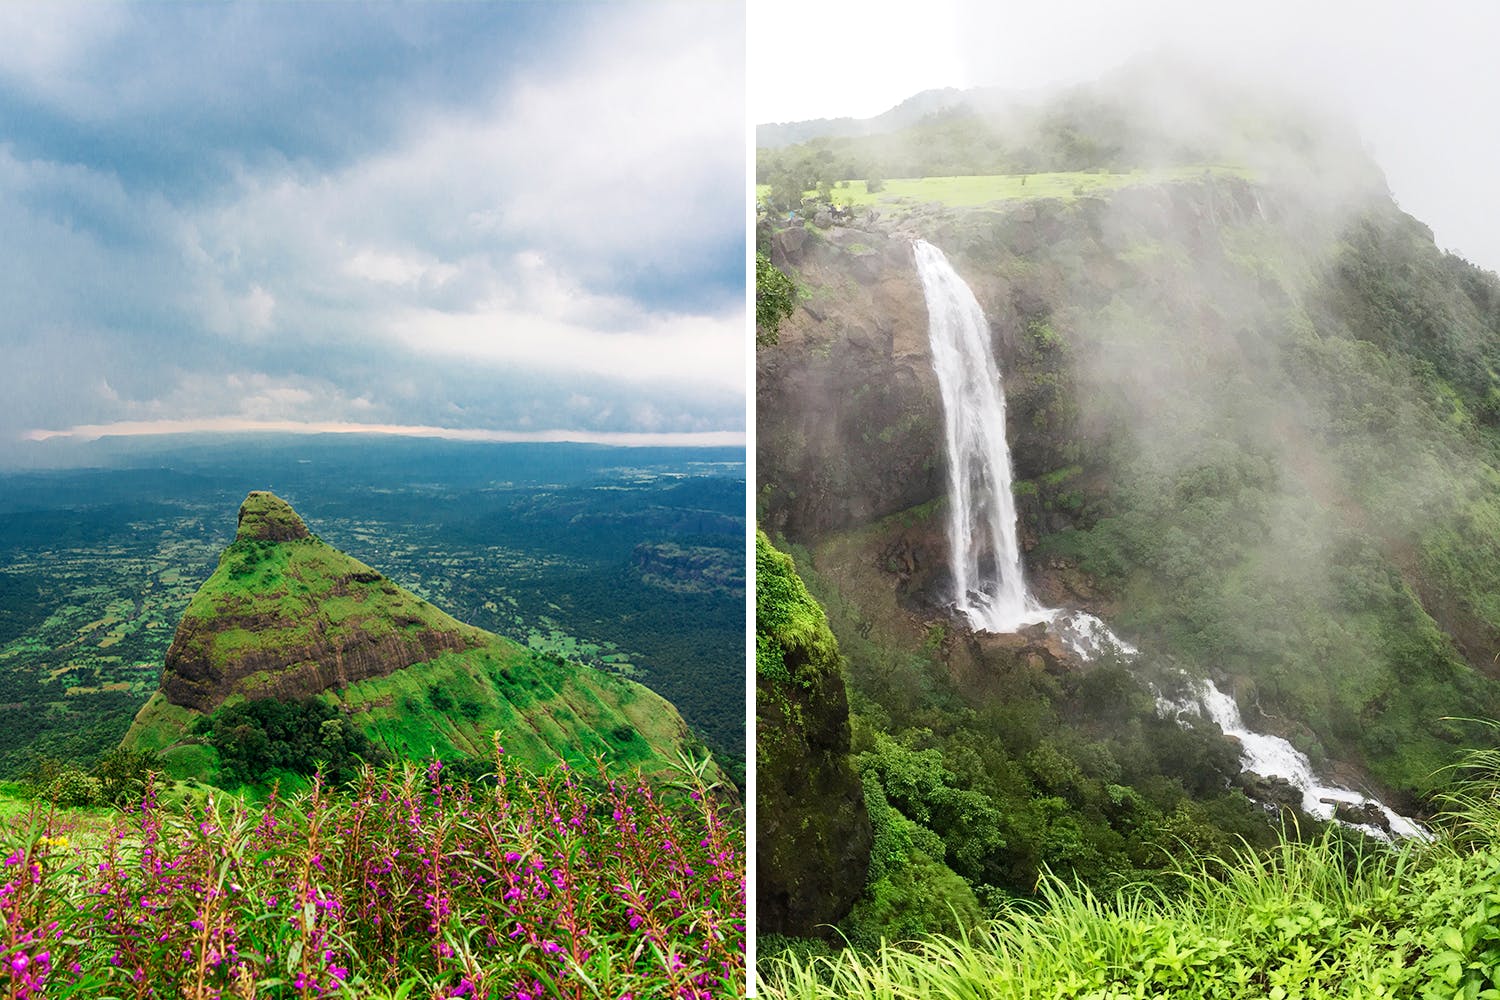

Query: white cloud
left=0, top=6, right=127, bottom=111
left=163, top=8, right=745, bottom=399
left=344, top=248, right=459, bottom=290
left=0, top=4, right=746, bottom=446
left=387, top=300, right=744, bottom=393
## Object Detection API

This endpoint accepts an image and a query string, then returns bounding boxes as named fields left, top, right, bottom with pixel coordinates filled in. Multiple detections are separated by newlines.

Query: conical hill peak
left=236, top=491, right=311, bottom=542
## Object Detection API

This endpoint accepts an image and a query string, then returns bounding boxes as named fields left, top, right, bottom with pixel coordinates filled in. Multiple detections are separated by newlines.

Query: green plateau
left=122, top=491, right=707, bottom=787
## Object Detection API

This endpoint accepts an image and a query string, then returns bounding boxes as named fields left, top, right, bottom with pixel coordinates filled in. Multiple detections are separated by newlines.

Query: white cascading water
left=1158, top=679, right=1428, bottom=840
left=913, top=238, right=1423, bottom=838
left=913, top=239, right=1132, bottom=658
left=914, top=239, right=1042, bottom=632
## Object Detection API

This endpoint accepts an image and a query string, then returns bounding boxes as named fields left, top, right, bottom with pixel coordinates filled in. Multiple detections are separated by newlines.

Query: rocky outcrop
left=972, top=623, right=1078, bottom=676
left=1332, top=800, right=1391, bottom=832
left=130, top=491, right=721, bottom=789
left=236, top=491, right=312, bottom=541
left=756, top=530, right=872, bottom=937
left=156, top=492, right=484, bottom=712
left=161, top=611, right=475, bottom=711
left=1236, top=771, right=1304, bottom=812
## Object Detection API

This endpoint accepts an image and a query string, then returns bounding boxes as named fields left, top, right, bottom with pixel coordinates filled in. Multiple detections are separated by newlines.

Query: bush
left=48, top=768, right=102, bottom=807
left=756, top=252, right=797, bottom=347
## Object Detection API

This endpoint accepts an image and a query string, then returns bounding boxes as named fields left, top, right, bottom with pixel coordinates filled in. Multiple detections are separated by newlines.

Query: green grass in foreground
left=756, top=166, right=1253, bottom=211
left=758, top=742, right=1500, bottom=999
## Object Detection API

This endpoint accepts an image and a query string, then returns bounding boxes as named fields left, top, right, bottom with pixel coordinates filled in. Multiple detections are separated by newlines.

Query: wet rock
left=1236, top=771, right=1304, bottom=812
left=1331, top=800, right=1391, bottom=832
left=757, top=532, right=872, bottom=937
left=773, top=225, right=809, bottom=260
left=972, top=623, right=1077, bottom=675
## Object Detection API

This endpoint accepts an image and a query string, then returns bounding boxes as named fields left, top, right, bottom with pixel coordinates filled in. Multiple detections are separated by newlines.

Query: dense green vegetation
left=756, top=250, right=797, bottom=346
left=779, top=539, right=1278, bottom=947
left=1001, top=199, right=1500, bottom=799
left=755, top=532, right=871, bottom=936
left=759, top=741, right=1500, bottom=998
left=18, top=748, right=160, bottom=809
left=194, top=697, right=387, bottom=787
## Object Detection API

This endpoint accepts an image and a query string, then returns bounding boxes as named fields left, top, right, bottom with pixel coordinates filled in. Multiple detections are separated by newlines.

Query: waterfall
left=913, top=239, right=1131, bottom=656
left=913, top=239, right=1048, bottom=633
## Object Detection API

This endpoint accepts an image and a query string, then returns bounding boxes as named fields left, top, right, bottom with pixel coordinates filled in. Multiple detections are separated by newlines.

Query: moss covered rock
left=757, top=529, right=872, bottom=936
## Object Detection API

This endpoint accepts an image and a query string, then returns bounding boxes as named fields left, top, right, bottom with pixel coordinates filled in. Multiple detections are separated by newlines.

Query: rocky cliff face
left=162, top=615, right=475, bottom=711
left=759, top=172, right=1500, bottom=802
left=757, top=225, right=943, bottom=540
left=756, top=530, right=871, bottom=936
left=758, top=176, right=1296, bottom=547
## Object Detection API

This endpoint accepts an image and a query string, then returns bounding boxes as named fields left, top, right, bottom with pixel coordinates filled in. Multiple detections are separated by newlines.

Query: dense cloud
left=1, top=3, right=745, bottom=462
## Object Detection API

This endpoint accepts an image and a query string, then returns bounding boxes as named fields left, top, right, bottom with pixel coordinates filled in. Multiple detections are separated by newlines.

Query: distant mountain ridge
left=756, top=88, right=970, bottom=148
left=124, top=491, right=709, bottom=784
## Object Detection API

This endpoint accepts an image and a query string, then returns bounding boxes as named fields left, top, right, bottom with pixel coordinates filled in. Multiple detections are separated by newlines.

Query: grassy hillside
left=756, top=166, right=1252, bottom=212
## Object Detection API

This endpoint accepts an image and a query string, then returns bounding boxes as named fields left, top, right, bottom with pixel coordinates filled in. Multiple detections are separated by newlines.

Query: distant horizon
left=3, top=422, right=746, bottom=472
left=21, top=418, right=747, bottom=448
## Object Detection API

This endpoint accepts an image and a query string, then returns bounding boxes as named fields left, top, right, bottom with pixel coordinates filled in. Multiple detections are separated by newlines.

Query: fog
left=752, top=0, right=1500, bottom=273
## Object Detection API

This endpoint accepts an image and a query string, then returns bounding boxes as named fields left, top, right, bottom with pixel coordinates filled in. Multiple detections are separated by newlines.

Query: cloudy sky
left=2, top=3, right=744, bottom=463
left=750, top=0, right=1500, bottom=274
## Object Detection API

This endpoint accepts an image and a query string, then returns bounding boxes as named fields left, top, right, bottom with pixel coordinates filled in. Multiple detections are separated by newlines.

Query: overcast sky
left=2, top=3, right=745, bottom=463
left=750, top=0, right=1500, bottom=274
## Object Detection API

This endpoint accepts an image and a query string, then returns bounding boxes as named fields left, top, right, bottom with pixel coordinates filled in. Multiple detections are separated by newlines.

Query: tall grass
left=0, top=747, right=743, bottom=999
left=759, top=744, right=1500, bottom=999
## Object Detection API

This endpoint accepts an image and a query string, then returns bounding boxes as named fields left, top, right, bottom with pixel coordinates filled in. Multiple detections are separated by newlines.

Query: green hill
left=123, top=491, right=705, bottom=785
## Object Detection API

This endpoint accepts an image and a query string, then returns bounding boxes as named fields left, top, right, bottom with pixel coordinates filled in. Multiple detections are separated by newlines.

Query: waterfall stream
left=913, top=239, right=1130, bottom=655
left=1159, top=679, right=1429, bottom=840
left=914, top=239, right=1044, bottom=632
left=912, top=238, right=1423, bottom=837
